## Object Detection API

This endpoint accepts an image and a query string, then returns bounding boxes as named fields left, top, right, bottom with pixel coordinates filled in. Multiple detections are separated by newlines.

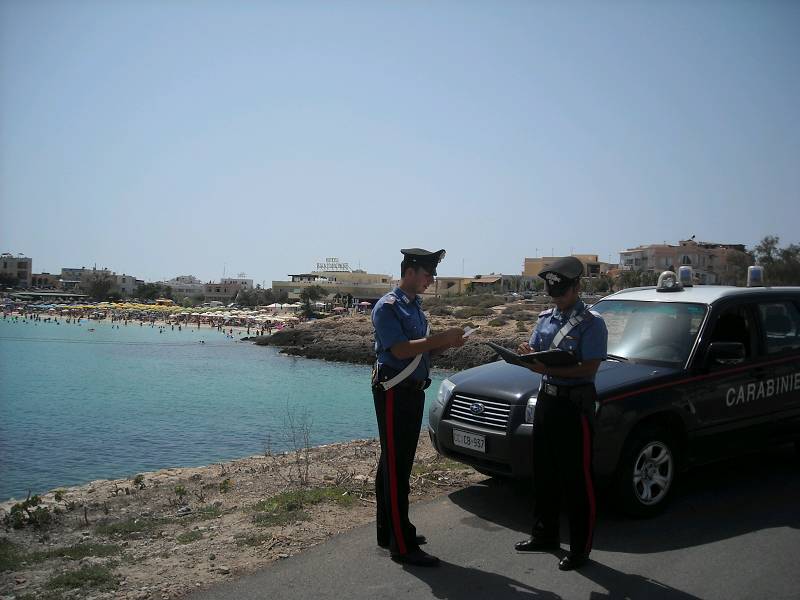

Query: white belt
left=380, top=324, right=431, bottom=391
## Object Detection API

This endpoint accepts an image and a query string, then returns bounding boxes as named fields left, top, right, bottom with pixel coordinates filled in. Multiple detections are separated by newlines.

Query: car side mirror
left=706, top=342, right=745, bottom=366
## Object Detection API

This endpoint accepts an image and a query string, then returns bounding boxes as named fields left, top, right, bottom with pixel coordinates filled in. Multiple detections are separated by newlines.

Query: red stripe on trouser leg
left=581, top=415, right=596, bottom=554
left=385, top=389, right=407, bottom=555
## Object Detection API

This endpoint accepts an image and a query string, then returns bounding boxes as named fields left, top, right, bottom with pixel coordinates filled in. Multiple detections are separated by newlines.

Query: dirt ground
left=0, top=434, right=485, bottom=600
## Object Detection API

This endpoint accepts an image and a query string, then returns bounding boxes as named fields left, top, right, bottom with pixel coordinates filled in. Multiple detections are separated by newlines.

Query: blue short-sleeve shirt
left=372, top=287, right=430, bottom=381
left=529, top=299, right=608, bottom=386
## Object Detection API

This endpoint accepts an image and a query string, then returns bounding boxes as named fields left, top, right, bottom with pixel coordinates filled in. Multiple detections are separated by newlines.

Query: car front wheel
left=615, top=426, right=678, bottom=517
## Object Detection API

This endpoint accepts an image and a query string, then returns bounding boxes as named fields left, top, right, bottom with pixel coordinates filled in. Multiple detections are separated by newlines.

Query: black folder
left=485, top=342, right=579, bottom=368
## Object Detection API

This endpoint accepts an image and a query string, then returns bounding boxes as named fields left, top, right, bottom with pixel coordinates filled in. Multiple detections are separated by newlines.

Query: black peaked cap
left=400, top=248, right=446, bottom=275
left=538, top=256, right=584, bottom=282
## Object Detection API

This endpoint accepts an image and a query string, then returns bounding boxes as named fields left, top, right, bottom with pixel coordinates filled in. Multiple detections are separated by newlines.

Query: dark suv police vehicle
left=429, top=280, right=800, bottom=516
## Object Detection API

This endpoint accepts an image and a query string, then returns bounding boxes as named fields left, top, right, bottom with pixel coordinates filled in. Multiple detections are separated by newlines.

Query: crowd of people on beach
left=1, top=304, right=293, bottom=340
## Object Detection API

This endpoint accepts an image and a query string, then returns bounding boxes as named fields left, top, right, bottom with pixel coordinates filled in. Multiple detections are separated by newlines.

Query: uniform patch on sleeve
left=384, top=296, right=396, bottom=305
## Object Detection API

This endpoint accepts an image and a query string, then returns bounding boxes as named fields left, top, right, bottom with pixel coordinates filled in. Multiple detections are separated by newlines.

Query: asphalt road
left=191, top=446, right=800, bottom=600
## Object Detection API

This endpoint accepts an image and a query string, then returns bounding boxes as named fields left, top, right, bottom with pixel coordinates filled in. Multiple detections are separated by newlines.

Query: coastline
left=0, top=300, right=541, bottom=598
left=250, top=312, right=534, bottom=371
left=0, top=434, right=483, bottom=599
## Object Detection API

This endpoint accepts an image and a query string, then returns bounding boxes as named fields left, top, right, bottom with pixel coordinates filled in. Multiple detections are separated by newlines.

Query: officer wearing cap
left=514, top=256, right=608, bottom=571
left=371, top=248, right=467, bottom=567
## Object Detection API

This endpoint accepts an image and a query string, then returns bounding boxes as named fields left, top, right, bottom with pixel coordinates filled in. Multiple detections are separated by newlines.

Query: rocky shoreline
left=0, top=435, right=483, bottom=600
left=249, top=310, right=540, bottom=371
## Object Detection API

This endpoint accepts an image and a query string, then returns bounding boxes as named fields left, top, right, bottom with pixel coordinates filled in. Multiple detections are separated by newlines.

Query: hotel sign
left=316, top=257, right=352, bottom=272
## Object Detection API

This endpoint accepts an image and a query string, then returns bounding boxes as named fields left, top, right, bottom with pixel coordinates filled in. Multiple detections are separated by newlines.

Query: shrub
left=251, top=486, right=354, bottom=528
left=219, top=479, right=233, bottom=494
left=47, top=565, right=117, bottom=591
left=176, top=530, right=203, bottom=544
left=501, top=308, right=536, bottom=321
left=488, top=318, right=508, bottom=327
left=3, top=495, right=53, bottom=530
left=453, top=307, right=493, bottom=319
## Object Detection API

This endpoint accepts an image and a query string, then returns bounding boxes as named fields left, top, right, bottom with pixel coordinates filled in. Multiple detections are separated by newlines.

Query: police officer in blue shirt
left=372, top=248, right=466, bottom=567
left=514, top=256, right=608, bottom=571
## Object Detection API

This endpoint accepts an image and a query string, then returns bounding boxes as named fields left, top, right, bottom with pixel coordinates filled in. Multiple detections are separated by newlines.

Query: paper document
left=485, top=342, right=579, bottom=367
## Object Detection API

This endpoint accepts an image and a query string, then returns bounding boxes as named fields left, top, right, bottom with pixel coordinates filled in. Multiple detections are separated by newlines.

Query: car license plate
left=453, top=429, right=486, bottom=453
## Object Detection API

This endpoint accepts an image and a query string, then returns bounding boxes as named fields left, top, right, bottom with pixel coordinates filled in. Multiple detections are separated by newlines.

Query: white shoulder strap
left=550, top=312, right=587, bottom=350
left=381, top=323, right=432, bottom=391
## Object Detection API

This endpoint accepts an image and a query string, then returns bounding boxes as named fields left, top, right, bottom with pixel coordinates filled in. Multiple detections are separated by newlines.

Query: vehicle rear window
left=591, top=300, right=706, bottom=366
left=758, top=301, right=800, bottom=355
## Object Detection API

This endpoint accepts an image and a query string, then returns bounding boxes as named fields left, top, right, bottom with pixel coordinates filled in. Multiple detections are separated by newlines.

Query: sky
left=1, top=1, right=798, bottom=287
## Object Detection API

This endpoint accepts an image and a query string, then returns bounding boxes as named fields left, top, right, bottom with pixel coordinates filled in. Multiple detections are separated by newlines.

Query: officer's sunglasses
left=546, top=282, right=575, bottom=298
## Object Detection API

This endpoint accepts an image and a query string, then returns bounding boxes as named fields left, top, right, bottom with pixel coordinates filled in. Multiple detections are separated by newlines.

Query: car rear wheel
left=615, top=426, right=678, bottom=517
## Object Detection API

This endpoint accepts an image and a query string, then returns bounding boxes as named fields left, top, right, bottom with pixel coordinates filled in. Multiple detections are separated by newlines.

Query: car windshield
left=591, top=300, right=707, bottom=366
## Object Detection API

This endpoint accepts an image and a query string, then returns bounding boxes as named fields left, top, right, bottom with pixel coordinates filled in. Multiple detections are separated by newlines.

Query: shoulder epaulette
left=538, top=308, right=554, bottom=318
left=383, top=292, right=397, bottom=305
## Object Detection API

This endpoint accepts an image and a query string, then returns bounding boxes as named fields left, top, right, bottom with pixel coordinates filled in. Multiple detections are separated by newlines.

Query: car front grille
left=446, top=394, right=511, bottom=431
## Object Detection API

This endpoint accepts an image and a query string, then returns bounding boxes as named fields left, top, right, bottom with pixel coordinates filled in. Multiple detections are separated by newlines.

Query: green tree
left=299, top=285, right=328, bottom=316
left=236, top=287, right=286, bottom=307
left=724, top=250, right=754, bottom=286
left=85, top=273, right=114, bottom=301
left=136, top=283, right=173, bottom=300
left=753, top=236, right=800, bottom=285
left=753, top=235, right=780, bottom=265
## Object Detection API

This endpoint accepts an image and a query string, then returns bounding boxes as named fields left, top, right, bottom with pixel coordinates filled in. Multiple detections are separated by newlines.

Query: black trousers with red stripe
left=373, top=384, right=424, bottom=556
left=531, top=387, right=597, bottom=556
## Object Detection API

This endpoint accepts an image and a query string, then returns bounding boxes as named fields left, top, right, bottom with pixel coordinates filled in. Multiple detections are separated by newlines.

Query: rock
left=14, top=576, right=26, bottom=585
left=277, top=553, right=289, bottom=559
left=209, top=553, right=216, bottom=561
left=176, top=506, right=192, bottom=516
left=80, top=557, right=106, bottom=567
left=216, top=566, right=231, bottom=575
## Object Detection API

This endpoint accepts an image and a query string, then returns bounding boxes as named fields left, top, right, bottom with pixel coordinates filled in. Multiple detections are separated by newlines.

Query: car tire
left=614, top=425, right=678, bottom=518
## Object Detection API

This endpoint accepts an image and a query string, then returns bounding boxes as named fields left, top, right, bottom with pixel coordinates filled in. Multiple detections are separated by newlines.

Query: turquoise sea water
left=0, top=318, right=445, bottom=502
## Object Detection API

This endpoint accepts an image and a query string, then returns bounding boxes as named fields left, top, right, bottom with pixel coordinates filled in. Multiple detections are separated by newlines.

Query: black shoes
left=378, top=534, right=426, bottom=549
left=391, top=549, right=440, bottom=567
left=558, top=554, right=589, bottom=571
left=514, top=537, right=559, bottom=552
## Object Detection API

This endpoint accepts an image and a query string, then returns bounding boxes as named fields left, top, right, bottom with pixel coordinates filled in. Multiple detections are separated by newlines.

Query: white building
left=165, top=275, right=205, bottom=299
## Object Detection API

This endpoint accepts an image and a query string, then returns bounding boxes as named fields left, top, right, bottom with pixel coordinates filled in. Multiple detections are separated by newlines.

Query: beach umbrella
left=333, top=307, right=346, bottom=312
left=358, top=301, right=371, bottom=307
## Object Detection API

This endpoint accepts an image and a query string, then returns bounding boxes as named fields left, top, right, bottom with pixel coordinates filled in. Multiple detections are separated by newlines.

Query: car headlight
left=436, top=378, right=456, bottom=407
left=524, top=396, right=537, bottom=424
